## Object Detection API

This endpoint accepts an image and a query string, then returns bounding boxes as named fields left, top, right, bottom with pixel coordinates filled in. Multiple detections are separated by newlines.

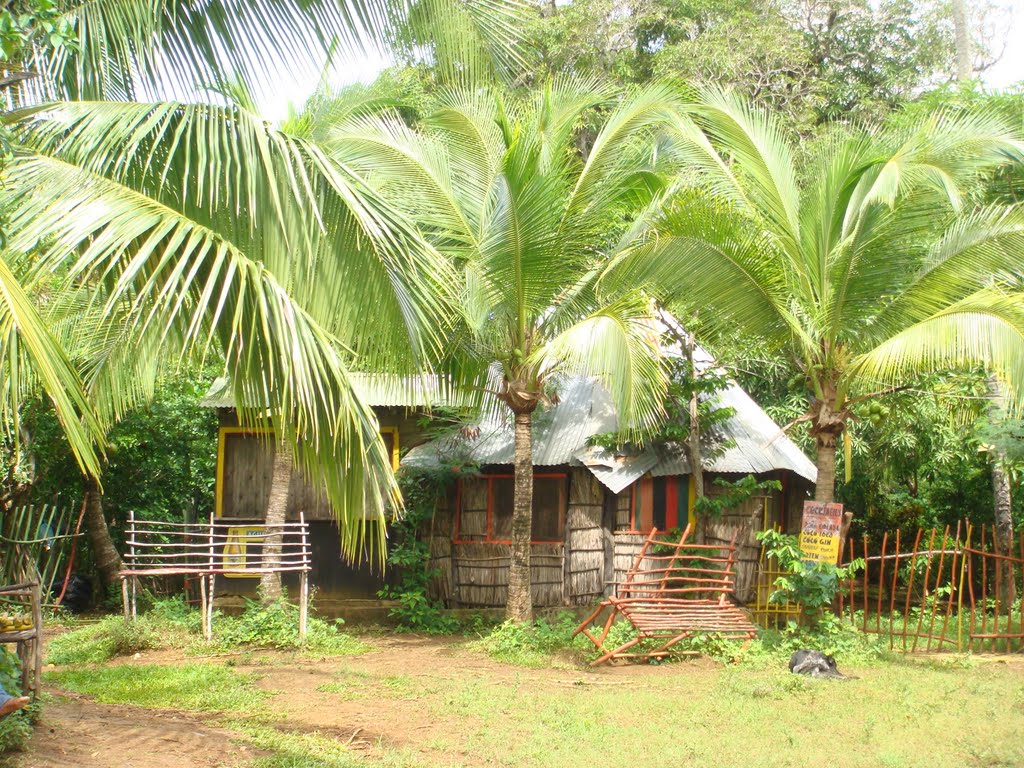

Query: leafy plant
left=473, top=613, right=587, bottom=667
left=377, top=465, right=465, bottom=633
left=756, top=529, right=865, bottom=626
left=693, top=475, right=782, bottom=521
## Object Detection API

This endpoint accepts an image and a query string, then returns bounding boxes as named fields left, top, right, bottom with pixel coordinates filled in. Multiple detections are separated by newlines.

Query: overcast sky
left=256, top=2, right=1024, bottom=124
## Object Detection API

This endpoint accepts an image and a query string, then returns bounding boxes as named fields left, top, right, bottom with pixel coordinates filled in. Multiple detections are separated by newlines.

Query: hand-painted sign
left=799, top=501, right=844, bottom=564
left=223, top=526, right=265, bottom=577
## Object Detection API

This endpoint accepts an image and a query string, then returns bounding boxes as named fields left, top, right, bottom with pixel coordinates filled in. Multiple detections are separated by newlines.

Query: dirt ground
left=10, top=635, right=1023, bottom=768
left=7, top=635, right=646, bottom=768
left=7, top=693, right=254, bottom=768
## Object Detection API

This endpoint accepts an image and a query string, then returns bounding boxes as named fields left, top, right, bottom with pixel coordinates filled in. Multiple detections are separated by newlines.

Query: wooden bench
left=120, top=512, right=312, bottom=640
left=574, top=525, right=757, bottom=665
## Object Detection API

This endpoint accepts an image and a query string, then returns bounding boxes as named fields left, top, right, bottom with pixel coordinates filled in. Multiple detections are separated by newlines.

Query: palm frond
left=851, top=288, right=1024, bottom=412
left=0, top=255, right=103, bottom=478
left=539, top=292, right=667, bottom=436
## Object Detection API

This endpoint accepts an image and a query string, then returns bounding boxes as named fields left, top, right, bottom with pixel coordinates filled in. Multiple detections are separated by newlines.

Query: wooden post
left=121, top=577, right=130, bottom=621
left=206, top=512, right=216, bottom=641
left=127, top=511, right=138, bottom=619
left=30, top=581, right=42, bottom=699
left=299, top=512, right=309, bottom=642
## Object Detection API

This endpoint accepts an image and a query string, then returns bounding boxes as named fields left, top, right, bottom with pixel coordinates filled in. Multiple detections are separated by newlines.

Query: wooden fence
left=753, top=522, right=1024, bottom=653
left=0, top=502, right=83, bottom=607
left=120, top=511, right=312, bottom=640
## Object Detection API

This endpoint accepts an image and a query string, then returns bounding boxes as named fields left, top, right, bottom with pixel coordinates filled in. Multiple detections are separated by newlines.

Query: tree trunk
left=84, top=475, right=123, bottom=590
left=684, top=334, right=706, bottom=542
left=991, top=459, right=1016, bottom=608
left=814, top=437, right=837, bottom=503
left=987, top=376, right=1016, bottom=608
left=506, top=411, right=534, bottom=623
left=952, top=0, right=972, bottom=81
left=259, top=440, right=293, bottom=603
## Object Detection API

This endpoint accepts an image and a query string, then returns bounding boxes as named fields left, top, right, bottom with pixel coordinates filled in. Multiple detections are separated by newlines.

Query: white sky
left=255, top=2, right=1024, bottom=124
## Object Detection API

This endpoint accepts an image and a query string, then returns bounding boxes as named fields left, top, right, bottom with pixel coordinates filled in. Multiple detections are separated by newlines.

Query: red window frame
left=454, top=473, right=567, bottom=544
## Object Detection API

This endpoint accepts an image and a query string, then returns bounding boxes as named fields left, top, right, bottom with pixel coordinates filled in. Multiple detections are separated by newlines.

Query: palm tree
left=0, top=0, right=529, bottom=565
left=322, top=80, right=688, bottom=620
left=604, top=88, right=1024, bottom=503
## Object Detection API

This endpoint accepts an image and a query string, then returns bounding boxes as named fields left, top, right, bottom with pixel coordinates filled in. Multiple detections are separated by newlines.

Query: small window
left=630, top=475, right=690, bottom=533
left=457, top=474, right=566, bottom=543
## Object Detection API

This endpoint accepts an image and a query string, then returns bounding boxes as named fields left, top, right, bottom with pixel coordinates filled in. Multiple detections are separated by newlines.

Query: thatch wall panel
left=453, top=542, right=564, bottom=607
left=566, top=469, right=605, bottom=604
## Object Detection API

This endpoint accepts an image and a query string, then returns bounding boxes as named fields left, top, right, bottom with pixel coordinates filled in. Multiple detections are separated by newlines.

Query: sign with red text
left=799, top=501, right=844, bottom=564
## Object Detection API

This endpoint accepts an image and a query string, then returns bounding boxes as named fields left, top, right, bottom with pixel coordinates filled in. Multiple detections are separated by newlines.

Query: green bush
left=210, top=598, right=368, bottom=656
left=48, top=597, right=369, bottom=663
left=473, top=613, right=592, bottom=667
left=48, top=616, right=160, bottom=665
left=0, top=649, right=35, bottom=754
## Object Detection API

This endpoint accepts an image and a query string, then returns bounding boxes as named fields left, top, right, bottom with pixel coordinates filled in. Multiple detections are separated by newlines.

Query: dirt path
left=6, top=693, right=254, bottom=768
left=5, top=635, right=711, bottom=768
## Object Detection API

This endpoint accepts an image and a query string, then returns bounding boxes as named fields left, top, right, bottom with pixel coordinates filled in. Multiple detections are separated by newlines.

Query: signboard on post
left=799, top=501, right=844, bottom=564
left=223, top=525, right=265, bottom=578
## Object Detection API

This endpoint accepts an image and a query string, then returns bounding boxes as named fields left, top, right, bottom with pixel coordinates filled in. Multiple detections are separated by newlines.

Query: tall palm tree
left=4, top=98, right=460, bottom=559
left=0, top=0, right=529, bottom=563
left=322, top=80, right=687, bottom=620
left=605, top=88, right=1024, bottom=502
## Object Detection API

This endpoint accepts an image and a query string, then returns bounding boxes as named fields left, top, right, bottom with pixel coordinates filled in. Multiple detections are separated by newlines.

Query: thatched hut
left=404, top=376, right=816, bottom=607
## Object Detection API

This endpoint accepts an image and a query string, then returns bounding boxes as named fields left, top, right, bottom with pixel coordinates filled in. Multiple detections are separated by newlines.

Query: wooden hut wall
left=426, top=488, right=454, bottom=605
left=447, top=476, right=565, bottom=607
left=565, top=469, right=605, bottom=605
left=702, top=474, right=779, bottom=603
left=215, top=407, right=425, bottom=521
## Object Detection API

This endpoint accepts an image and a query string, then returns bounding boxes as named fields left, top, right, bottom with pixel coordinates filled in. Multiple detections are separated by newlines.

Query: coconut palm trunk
left=987, top=376, right=1016, bottom=609
left=83, top=475, right=123, bottom=590
left=507, top=411, right=535, bottom=623
left=813, top=438, right=838, bottom=503
left=260, top=440, right=293, bottom=603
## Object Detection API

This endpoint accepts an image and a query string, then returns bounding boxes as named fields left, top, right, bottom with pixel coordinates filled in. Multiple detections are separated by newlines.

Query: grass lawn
left=38, top=634, right=1024, bottom=768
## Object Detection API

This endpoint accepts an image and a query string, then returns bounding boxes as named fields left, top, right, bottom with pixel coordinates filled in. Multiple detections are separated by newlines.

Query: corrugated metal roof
left=200, top=374, right=470, bottom=410
left=404, top=377, right=619, bottom=467
left=403, top=375, right=817, bottom=488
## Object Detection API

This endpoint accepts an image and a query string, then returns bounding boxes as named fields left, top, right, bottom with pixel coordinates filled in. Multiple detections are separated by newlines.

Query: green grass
left=44, top=630, right=1024, bottom=768
left=422, top=659, right=1024, bottom=768
left=46, top=598, right=370, bottom=665
left=48, top=664, right=268, bottom=713
left=47, top=616, right=173, bottom=665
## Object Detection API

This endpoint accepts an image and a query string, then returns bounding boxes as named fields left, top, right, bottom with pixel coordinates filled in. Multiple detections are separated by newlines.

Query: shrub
left=473, top=613, right=593, bottom=667
left=0, top=649, right=35, bottom=754
left=48, top=616, right=160, bottom=665
left=210, top=598, right=369, bottom=656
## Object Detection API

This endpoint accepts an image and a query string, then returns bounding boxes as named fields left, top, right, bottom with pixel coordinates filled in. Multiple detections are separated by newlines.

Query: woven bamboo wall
left=452, top=542, right=564, bottom=607
left=703, top=476, right=777, bottom=603
left=566, top=469, right=605, bottom=605
left=427, top=488, right=454, bottom=604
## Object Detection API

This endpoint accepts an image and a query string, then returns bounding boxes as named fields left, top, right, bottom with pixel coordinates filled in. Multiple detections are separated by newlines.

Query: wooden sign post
left=799, top=500, right=845, bottom=564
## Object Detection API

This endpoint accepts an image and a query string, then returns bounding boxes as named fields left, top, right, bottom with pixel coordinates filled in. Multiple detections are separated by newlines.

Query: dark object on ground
left=789, top=649, right=845, bottom=678
left=58, top=573, right=92, bottom=614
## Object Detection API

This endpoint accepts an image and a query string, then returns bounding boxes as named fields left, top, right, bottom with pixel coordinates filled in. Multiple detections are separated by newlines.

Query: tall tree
left=324, top=80, right=679, bottom=619
left=604, top=87, right=1024, bottom=502
left=952, top=0, right=973, bottom=81
left=0, top=0, right=529, bottom=564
